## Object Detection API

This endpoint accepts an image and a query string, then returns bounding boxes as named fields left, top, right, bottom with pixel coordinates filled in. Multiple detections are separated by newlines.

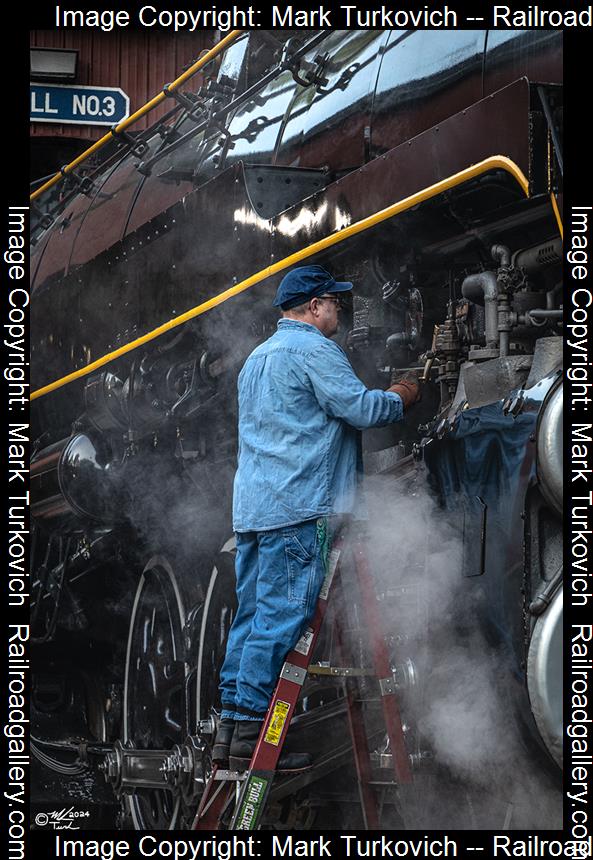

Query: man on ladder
left=211, top=264, right=421, bottom=774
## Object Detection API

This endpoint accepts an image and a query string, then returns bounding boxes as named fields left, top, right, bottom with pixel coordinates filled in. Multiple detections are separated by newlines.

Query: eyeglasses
left=316, top=294, right=342, bottom=307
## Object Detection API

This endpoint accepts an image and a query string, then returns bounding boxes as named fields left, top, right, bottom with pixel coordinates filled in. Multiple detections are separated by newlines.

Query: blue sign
left=30, top=84, right=129, bottom=126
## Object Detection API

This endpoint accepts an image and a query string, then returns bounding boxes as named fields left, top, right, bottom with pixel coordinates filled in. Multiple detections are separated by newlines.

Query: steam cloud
left=363, top=475, right=562, bottom=830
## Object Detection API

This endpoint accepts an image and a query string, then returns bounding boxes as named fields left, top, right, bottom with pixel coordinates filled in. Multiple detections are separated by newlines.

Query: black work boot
left=212, top=718, right=235, bottom=766
left=229, top=719, right=311, bottom=772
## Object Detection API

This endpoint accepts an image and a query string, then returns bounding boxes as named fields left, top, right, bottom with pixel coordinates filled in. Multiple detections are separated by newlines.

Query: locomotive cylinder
left=31, top=432, right=119, bottom=532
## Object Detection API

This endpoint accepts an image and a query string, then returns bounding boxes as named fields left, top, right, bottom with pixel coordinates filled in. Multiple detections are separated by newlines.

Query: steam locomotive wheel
left=123, top=555, right=187, bottom=830
left=195, top=538, right=237, bottom=724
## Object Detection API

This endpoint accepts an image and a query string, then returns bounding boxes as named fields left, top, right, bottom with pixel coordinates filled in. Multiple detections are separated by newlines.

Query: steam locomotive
left=30, top=29, right=563, bottom=830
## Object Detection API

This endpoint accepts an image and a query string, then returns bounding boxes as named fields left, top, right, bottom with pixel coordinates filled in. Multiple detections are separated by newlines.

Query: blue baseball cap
left=273, top=265, right=353, bottom=310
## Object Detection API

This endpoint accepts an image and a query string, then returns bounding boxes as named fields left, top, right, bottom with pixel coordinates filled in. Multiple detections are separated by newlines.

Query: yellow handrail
left=30, top=30, right=245, bottom=203
left=550, top=193, right=563, bottom=240
left=31, top=155, right=530, bottom=401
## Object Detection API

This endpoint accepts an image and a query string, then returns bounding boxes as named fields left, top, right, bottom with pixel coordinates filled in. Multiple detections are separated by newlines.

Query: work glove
left=388, top=370, right=422, bottom=410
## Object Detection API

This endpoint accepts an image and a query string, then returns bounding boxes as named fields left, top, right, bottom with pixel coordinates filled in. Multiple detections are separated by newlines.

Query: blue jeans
left=219, top=518, right=330, bottom=721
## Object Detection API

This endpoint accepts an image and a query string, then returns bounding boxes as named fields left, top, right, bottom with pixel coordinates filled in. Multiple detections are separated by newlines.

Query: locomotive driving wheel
left=123, top=555, right=187, bottom=829
left=195, top=538, right=237, bottom=726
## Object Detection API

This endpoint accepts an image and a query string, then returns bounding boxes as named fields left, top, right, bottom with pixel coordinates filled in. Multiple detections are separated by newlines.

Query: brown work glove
left=388, top=370, right=422, bottom=410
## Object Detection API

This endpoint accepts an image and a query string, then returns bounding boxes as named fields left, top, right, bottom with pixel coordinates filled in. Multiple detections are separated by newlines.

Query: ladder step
left=214, top=770, right=247, bottom=782
left=368, top=780, right=399, bottom=786
left=308, top=665, right=375, bottom=677
left=370, top=752, right=397, bottom=769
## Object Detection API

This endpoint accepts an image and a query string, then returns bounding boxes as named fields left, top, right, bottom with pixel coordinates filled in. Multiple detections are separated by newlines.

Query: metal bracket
left=31, top=202, right=55, bottom=231
left=156, top=123, right=181, bottom=144
left=162, top=84, right=204, bottom=125
left=281, top=41, right=329, bottom=90
left=110, top=126, right=149, bottom=159
left=204, top=75, right=236, bottom=102
left=214, top=769, right=246, bottom=782
left=280, top=662, right=307, bottom=686
left=59, top=165, right=95, bottom=196
left=161, top=84, right=209, bottom=133
left=163, top=83, right=197, bottom=111
left=379, top=676, right=396, bottom=696
left=209, top=121, right=235, bottom=170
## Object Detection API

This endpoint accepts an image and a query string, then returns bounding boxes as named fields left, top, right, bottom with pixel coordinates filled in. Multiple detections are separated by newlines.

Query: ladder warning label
left=295, top=627, right=314, bottom=655
left=265, top=700, right=290, bottom=746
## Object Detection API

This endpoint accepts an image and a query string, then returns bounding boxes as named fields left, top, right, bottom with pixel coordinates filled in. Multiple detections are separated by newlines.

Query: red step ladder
left=192, top=535, right=412, bottom=831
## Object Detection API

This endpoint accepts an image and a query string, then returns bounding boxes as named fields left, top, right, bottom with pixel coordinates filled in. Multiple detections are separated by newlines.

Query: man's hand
left=388, top=370, right=422, bottom=410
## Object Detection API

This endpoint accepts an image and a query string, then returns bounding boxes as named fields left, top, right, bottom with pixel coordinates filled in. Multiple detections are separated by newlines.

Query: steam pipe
left=137, top=30, right=330, bottom=176
left=491, top=244, right=511, bottom=267
left=386, top=332, right=414, bottom=352
left=546, top=282, right=563, bottom=310
left=529, top=309, right=563, bottom=320
left=461, top=271, right=499, bottom=348
left=529, top=565, right=563, bottom=616
left=493, top=243, right=511, bottom=357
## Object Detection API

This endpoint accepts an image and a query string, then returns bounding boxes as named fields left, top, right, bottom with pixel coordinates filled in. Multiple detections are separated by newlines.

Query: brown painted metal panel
left=132, top=161, right=274, bottom=338
left=76, top=244, right=140, bottom=367
left=274, top=31, right=387, bottom=171
left=370, top=30, right=486, bottom=159
left=30, top=228, right=54, bottom=290
left=69, top=160, right=143, bottom=269
left=272, top=79, right=533, bottom=262
left=124, top=172, right=196, bottom=237
left=484, top=31, right=563, bottom=95
left=32, top=194, right=95, bottom=292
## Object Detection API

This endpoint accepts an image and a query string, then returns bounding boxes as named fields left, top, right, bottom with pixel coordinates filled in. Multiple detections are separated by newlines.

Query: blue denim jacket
left=232, top=319, right=404, bottom=532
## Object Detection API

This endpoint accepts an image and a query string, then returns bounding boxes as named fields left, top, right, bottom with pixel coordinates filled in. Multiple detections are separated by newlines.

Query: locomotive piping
left=461, top=271, right=499, bottom=348
left=31, top=155, right=529, bottom=401
left=30, top=29, right=245, bottom=203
